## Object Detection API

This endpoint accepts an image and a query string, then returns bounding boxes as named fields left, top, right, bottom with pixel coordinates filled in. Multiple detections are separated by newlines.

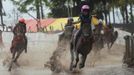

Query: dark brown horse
left=103, top=28, right=118, bottom=49
left=8, top=25, right=27, bottom=71
left=70, top=23, right=93, bottom=71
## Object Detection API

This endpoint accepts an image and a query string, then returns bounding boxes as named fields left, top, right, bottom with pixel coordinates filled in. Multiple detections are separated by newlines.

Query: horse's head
left=81, top=23, right=92, bottom=37
left=64, top=26, right=74, bottom=37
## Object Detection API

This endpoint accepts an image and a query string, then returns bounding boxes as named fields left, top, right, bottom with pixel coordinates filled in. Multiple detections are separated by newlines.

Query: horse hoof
left=70, top=67, right=73, bottom=71
left=8, top=68, right=11, bottom=71
left=79, top=64, right=84, bottom=69
left=72, top=65, right=77, bottom=68
left=15, top=62, right=20, bottom=67
left=69, top=68, right=73, bottom=71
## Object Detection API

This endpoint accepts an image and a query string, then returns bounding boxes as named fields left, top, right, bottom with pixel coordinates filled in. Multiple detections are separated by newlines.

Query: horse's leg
left=73, top=52, right=79, bottom=68
left=109, top=32, right=118, bottom=49
left=107, top=42, right=110, bottom=49
left=13, top=49, right=24, bottom=67
left=13, top=49, right=23, bottom=63
left=24, top=36, right=27, bottom=53
left=79, top=54, right=87, bottom=69
left=101, top=37, right=104, bottom=48
left=70, top=42, right=74, bottom=71
left=8, top=50, right=16, bottom=71
left=109, top=41, right=114, bottom=49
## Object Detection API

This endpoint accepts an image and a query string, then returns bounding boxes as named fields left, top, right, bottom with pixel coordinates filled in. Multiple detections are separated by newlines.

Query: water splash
left=45, top=37, right=70, bottom=73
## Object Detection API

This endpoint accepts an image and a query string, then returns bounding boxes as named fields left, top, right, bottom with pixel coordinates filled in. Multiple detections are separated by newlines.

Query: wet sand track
left=0, top=32, right=134, bottom=75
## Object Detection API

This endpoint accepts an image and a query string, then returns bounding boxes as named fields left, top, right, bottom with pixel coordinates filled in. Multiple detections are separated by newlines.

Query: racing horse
left=103, top=27, right=118, bottom=49
left=8, top=25, right=27, bottom=71
left=70, top=23, right=94, bottom=71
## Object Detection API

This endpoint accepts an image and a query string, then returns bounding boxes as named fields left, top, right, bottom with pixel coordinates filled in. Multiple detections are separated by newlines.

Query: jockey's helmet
left=98, top=19, right=103, bottom=24
left=81, top=5, right=90, bottom=13
left=19, top=18, right=25, bottom=23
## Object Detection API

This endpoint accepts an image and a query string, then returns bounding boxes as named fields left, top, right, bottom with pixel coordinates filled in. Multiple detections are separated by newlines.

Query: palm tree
left=129, top=3, right=133, bottom=23
left=111, top=0, right=118, bottom=23
left=40, top=0, right=44, bottom=19
left=125, top=0, right=129, bottom=23
left=128, top=0, right=134, bottom=23
left=11, top=0, right=48, bottom=19
left=0, top=0, right=4, bottom=31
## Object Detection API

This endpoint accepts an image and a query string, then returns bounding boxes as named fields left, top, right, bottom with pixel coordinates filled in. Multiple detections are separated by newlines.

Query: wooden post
left=131, top=33, right=134, bottom=66
left=124, top=35, right=130, bottom=64
left=123, top=34, right=134, bottom=67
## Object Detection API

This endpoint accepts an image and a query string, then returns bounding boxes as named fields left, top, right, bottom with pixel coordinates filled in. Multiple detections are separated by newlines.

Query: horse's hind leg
left=109, top=33, right=118, bottom=49
left=8, top=60, right=14, bottom=71
left=70, top=43, right=74, bottom=71
left=109, top=42, right=114, bottom=49
left=8, top=51, right=16, bottom=71
left=70, top=51, right=74, bottom=71
left=23, top=36, right=28, bottom=53
left=73, top=52, right=79, bottom=68
left=107, top=43, right=110, bottom=50
left=14, top=49, right=23, bottom=63
left=79, top=54, right=87, bottom=69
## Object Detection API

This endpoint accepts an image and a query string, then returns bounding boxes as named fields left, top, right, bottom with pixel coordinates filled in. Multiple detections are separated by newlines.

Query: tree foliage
left=11, top=0, right=49, bottom=19
left=11, top=0, right=134, bottom=23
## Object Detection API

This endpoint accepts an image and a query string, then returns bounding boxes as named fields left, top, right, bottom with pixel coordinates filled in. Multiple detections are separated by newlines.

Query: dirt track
left=0, top=32, right=134, bottom=75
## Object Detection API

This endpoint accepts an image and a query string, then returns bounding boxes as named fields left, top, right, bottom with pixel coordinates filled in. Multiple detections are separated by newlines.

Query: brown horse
left=8, top=34, right=26, bottom=71
left=70, top=23, right=93, bottom=71
left=8, top=25, right=27, bottom=71
left=103, top=28, right=118, bottom=49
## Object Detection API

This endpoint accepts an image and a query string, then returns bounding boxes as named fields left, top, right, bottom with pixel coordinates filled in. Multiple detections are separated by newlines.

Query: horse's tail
left=114, top=31, right=118, bottom=41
